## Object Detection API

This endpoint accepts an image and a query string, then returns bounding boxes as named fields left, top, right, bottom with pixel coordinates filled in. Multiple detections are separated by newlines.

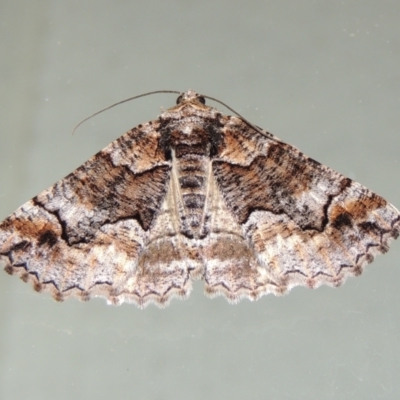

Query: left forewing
left=0, top=122, right=171, bottom=304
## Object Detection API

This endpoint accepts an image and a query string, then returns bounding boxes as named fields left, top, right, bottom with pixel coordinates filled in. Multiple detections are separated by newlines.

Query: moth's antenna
left=72, top=90, right=181, bottom=135
left=203, top=94, right=281, bottom=143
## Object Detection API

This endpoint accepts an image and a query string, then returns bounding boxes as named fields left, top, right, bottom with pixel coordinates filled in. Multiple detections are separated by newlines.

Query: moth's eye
left=176, top=95, right=184, bottom=104
left=198, top=96, right=206, bottom=105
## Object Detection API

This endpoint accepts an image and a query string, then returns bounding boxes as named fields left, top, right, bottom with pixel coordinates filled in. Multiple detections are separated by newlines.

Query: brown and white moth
left=0, top=90, right=399, bottom=307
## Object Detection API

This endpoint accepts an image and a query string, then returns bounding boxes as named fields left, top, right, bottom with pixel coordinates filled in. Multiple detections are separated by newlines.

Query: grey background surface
left=1, top=1, right=399, bottom=399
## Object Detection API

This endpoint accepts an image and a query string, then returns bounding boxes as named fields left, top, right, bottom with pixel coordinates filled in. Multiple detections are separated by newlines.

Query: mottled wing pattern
left=1, top=90, right=399, bottom=307
left=0, top=120, right=188, bottom=305
left=207, top=115, right=400, bottom=299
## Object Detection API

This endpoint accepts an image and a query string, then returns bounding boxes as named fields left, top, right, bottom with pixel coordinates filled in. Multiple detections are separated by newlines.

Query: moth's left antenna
left=72, top=90, right=181, bottom=135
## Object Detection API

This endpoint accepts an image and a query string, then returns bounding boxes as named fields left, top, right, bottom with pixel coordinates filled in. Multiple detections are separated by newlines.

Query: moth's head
left=163, top=90, right=219, bottom=119
left=171, top=90, right=208, bottom=110
left=176, top=90, right=205, bottom=104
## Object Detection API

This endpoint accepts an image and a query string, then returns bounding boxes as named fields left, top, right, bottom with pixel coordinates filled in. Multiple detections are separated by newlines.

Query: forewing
left=211, top=116, right=400, bottom=295
left=0, top=121, right=176, bottom=306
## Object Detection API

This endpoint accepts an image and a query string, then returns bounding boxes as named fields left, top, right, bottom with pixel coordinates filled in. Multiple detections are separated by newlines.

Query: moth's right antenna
left=203, top=94, right=282, bottom=144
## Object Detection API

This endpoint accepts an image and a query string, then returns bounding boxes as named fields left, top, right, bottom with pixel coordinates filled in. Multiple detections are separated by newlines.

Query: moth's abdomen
left=176, top=153, right=209, bottom=238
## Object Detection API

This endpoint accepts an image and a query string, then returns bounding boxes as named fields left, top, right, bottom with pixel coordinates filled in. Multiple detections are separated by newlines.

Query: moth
left=0, top=90, right=399, bottom=307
